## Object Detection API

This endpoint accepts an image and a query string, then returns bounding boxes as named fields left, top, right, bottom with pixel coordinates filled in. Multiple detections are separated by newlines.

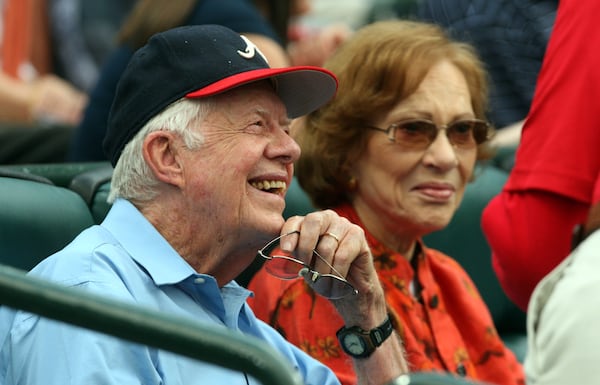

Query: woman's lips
left=413, top=183, right=455, bottom=200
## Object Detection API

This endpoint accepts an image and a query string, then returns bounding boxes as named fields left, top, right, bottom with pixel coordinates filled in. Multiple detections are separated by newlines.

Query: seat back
left=89, top=181, right=112, bottom=224
left=68, top=164, right=114, bottom=224
left=0, top=161, right=111, bottom=187
left=0, top=176, right=95, bottom=271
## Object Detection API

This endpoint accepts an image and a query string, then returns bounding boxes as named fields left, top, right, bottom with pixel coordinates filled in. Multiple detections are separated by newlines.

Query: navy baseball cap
left=103, top=24, right=338, bottom=167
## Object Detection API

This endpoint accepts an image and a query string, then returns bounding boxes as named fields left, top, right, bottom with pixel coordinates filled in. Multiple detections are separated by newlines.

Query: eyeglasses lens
left=264, top=248, right=304, bottom=279
left=447, top=121, right=477, bottom=146
left=306, top=272, right=356, bottom=300
left=396, top=120, right=488, bottom=149
left=470, top=122, right=490, bottom=143
left=259, top=232, right=358, bottom=299
left=395, top=121, right=435, bottom=148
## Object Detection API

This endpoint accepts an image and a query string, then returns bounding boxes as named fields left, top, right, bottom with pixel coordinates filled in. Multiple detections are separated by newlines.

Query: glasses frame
left=257, top=231, right=359, bottom=299
left=367, top=118, right=492, bottom=150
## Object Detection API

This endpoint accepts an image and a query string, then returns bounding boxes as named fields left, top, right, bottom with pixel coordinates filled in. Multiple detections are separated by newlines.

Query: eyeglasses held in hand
left=367, top=119, right=491, bottom=150
left=257, top=231, right=359, bottom=299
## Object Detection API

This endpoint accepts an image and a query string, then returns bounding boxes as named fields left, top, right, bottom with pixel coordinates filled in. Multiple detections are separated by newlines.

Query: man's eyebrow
left=252, top=108, right=290, bottom=125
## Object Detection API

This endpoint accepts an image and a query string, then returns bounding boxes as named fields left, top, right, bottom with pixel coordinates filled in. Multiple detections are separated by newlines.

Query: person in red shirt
left=248, top=20, right=524, bottom=385
left=481, top=0, right=600, bottom=311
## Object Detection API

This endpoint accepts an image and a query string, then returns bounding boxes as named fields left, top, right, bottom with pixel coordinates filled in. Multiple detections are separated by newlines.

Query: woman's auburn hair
left=295, top=20, right=494, bottom=209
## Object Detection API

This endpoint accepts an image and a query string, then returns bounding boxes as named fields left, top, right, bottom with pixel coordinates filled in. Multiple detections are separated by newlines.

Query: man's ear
left=143, top=131, right=184, bottom=187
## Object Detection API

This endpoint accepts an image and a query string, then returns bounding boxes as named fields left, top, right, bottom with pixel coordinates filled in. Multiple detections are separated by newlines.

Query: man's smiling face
left=179, top=81, right=300, bottom=243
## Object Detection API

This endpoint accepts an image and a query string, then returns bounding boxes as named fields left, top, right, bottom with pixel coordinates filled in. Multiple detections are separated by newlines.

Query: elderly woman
left=248, top=20, right=524, bottom=385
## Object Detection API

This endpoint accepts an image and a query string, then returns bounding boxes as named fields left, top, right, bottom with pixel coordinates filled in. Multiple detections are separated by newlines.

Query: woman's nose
left=422, top=130, right=459, bottom=170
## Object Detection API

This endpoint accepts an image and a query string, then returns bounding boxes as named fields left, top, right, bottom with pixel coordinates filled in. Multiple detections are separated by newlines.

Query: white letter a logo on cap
left=237, top=35, right=269, bottom=63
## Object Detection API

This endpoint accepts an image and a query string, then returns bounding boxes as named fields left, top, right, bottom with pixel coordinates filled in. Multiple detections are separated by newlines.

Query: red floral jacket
left=247, top=204, right=524, bottom=385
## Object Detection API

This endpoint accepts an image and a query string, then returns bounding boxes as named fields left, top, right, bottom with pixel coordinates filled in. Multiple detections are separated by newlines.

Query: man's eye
left=245, top=121, right=267, bottom=133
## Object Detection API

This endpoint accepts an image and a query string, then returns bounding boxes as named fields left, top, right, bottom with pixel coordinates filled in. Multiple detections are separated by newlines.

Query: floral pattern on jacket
left=248, top=204, right=524, bottom=385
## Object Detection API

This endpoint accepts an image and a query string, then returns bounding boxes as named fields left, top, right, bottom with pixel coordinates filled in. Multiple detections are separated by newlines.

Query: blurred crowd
left=0, top=0, right=557, bottom=164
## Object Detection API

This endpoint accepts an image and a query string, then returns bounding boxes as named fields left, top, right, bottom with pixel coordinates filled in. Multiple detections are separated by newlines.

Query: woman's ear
left=143, top=131, right=185, bottom=187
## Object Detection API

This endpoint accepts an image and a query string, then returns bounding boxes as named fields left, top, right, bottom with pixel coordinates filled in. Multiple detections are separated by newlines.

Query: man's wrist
left=337, top=314, right=394, bottom=358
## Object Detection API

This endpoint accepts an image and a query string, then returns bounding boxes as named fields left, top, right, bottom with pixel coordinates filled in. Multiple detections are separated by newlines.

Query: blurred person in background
left=67, top=0, right=291, bottom=162
left=0, top=0, right=133, bottom=163
left=48, top=0, right=135, bottom=94
left=482, top=0, right=600, bottom=312
left=0, top=0, right=87, bottom=126
left=68, top=0, right=351, bottom=163
left=416, top=0, right=557, bottom=148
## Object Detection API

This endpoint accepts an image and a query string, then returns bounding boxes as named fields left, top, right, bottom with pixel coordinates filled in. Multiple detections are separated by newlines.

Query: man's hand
left=281, top=209, right=408, bottom=385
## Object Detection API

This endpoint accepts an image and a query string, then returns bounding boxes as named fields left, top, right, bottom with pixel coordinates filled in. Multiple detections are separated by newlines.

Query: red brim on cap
left=185, top=66, right=338, bottom=119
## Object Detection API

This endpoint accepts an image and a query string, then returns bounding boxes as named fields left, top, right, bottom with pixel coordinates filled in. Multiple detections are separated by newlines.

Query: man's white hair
left=108, top=97, right=214, bottom=204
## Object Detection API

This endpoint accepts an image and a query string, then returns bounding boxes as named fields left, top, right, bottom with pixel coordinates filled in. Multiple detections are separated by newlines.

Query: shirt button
left=194, top=277, right=205, bottom=284
left=429, top=294, right=439, bottom=309
left=456, top=363, right=467, bottom=377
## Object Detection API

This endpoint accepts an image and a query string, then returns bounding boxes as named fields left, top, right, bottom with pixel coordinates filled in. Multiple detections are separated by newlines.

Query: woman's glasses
left=367, top=118, right=491, bottom=150
left=257, top=231, right=358, bottom=299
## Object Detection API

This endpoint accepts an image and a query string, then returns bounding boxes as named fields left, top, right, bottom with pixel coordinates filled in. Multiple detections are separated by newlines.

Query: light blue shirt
left=0, top=199, right=339, bottom=385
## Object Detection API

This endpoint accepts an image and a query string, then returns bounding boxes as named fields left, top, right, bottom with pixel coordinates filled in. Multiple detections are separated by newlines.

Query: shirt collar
left=101, top=199, right=197, bottom=286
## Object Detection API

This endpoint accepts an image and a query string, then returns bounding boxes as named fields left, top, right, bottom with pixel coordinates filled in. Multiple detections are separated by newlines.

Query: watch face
left=342, top=333, right=365, bottom=355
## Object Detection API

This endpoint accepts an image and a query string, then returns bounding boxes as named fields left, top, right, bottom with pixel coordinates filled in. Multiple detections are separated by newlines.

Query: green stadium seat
left=0, top=175, right=95, bottom=271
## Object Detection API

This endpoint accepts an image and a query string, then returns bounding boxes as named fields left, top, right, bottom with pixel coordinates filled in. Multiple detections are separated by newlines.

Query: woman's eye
left=400, top=121, right=433, bottom=136
left=402, top=122, right=425, bottom=133
left=451, top=122, right=473, bottom=134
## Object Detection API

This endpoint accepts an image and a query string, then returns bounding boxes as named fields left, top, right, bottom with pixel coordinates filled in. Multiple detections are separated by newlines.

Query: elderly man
left=0, top=25, right=407, bottom=385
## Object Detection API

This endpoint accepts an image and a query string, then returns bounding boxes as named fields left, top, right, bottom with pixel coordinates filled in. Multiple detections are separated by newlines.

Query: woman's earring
left=348, top=176, right=358, bottom=191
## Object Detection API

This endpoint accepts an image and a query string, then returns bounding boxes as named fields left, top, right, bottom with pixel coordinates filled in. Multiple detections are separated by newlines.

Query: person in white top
left=526, top=178, right=600, bottom=384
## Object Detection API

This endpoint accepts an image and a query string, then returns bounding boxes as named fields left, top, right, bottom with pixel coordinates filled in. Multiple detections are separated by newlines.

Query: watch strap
left=370, top=315, right=394, bottom=346
left=336, top=314, right=394, bottom=358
